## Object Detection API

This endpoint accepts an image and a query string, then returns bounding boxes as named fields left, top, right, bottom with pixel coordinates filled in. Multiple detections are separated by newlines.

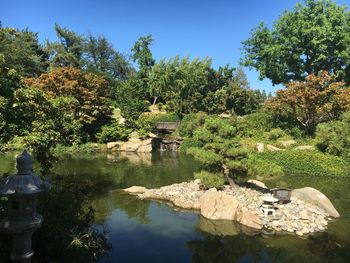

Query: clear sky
left=2, top=0, right=350, bottom=92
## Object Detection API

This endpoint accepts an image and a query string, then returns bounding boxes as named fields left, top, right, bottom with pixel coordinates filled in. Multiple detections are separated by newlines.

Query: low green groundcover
left=254, top=150, right=350, bottom=178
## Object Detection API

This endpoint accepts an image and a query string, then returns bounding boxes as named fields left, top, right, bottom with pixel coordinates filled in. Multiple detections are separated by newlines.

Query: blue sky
left=2, top=0, right=350, bottom=92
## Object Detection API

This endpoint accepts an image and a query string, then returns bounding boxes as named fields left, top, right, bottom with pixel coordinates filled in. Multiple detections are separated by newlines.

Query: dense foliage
left=194, top=170, right=225, bottom=189
left=316, top=111, right=350, bottom=156
left=241, top=0, right=350, bottom=85
left=255, top=150, right=349, bottom=178
left=267, top=72, right=350, bottom=134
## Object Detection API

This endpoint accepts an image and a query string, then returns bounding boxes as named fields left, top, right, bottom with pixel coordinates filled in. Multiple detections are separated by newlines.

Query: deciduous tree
left=241, top=0, right=350, bottom=84
left=267, top=71, right=350, bottom=134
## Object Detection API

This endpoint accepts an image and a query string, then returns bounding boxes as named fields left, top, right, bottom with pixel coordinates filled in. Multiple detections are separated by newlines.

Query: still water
left=1, top=151, right=350, bottom=262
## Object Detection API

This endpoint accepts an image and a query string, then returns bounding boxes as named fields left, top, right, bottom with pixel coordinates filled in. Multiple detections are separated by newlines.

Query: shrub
left=194, top=171, right=225, bottom=189
left=179, top=137, right=202, bottom=153
left=178, top=112, right=207, bottom=137
left=316, top=112, right=350, bottom=156
left=97, top=122, right=130, bottom=143
left=265, top=128, right=288, bottom=141
left=254, top=150, right=349, bottom=177
left=187, top=147, right=222, bottom=169
left=236, top=112, right=274, bottom=138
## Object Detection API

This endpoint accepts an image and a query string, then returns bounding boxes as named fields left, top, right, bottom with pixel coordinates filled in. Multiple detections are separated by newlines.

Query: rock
left=120, top=141, right=141, bottom=152
left=123, top=186, right=148, bottom=194
left=148, top=132, right=158, bottom=138
left=137, top=139, right=153, bottom=153
left=200, top=188, right=240, bottom=221
left=292, top=187, right=340, bottom=218
left=299, top=210, right=309, bottom=220
left=236, top=208, right=263, bottom=230
left=279, top=140, right=296, bottom=147
left=255, top=143, right=264, bottom=153
left=247, top=179, right=267, bottom=189
left=107, top=141, right=122, bottom=150
left=294, top=145, right=314, bottom=150
left=266, top=144, right=283, bottom=151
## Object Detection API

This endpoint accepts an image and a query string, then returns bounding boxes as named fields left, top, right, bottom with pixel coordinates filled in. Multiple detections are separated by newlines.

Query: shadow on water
left=1, top=151, right=350, bottom=262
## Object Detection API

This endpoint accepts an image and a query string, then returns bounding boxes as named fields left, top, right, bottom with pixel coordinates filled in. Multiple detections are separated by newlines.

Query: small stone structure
left=0, top=151, right=51, bottom=263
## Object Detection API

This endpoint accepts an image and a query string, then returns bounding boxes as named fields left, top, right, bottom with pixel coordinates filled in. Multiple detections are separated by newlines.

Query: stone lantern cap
left=0, top=150, right=51, bottom=196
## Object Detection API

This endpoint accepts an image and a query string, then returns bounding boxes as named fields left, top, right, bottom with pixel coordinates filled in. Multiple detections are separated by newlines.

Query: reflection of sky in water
left=96, top=202, right=201, bottom=263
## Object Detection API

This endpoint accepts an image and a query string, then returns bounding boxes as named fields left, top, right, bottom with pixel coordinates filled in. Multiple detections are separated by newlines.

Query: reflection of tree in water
left=306, top=232, right=350, bottom=262
left=188, top=235, right=269, bottom=263
left=0, top=171, right=113, bottom=263
left=93, top=191, right=151, bottom=225
left=187, top=233, right=350, bottom=263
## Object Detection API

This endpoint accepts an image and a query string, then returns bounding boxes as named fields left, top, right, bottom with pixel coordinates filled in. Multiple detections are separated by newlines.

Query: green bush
left=178, top=112, right=207, bottom=137
left=254, top=150, right=350, bottom=177
left=316, top=112, right=350, bottom=156
left=179, top=137, right=202, bottom=153
left=96, top=122, right=130, bottom=143
left=194, top=170, right=225, bottom=189
left=236, top=112, right=274, bottom=138
left=265, top=128, right=288, bottom=141
left=187, top=147, right=222, bottom=169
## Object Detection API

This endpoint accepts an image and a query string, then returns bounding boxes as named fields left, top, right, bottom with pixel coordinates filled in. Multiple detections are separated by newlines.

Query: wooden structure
left=271, top=188, right=291, bottom=203
left=155, top=121, right=180, bottom=133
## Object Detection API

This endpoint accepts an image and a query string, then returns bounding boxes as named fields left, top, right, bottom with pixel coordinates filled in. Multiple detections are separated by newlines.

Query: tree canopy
left=241, top=0, right=350, bottom=85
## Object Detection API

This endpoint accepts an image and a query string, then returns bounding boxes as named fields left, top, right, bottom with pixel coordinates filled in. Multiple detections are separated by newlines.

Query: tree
left=241, top=0, right=350, bottom=85
left=185, top=115, right=250, bottom=186
left=23, top=67, right=112, bottom=137
left=0, top=26, right=48, bottom=77
left=84, top=33, right=134, bottom=81
left=131, top=34, right=155, bottom=81
left=46, top=24, right=85, bottom=68
left=114, top=77, right=150, bottom=127
left=267, top=71, right=350, bottom=134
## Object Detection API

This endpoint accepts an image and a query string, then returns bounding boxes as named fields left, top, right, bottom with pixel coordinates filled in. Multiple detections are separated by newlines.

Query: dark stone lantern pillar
left=0, top=150, right=51, bottom=263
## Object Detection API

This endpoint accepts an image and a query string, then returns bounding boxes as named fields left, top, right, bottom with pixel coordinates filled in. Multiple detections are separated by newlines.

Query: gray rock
left=292, top=187, right=340, bottom=218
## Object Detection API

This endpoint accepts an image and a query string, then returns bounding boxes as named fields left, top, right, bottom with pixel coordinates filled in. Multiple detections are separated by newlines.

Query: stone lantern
left=0, top=150, right=51, bottom=263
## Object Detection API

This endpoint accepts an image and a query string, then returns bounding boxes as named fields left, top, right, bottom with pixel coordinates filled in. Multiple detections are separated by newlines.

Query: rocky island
left=124, top=180, right=340, bottom=236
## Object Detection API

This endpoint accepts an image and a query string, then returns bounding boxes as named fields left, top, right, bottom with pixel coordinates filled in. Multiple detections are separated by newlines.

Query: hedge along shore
left=123, top=180, right=339, bottom=236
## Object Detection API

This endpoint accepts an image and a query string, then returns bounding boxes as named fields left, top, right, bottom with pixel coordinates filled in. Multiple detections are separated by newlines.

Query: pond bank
left=124, top=180, right=338, bottom=236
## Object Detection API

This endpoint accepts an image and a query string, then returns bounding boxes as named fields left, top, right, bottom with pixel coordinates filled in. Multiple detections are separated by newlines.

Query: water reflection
left=1, top=152, right=350, bottom=262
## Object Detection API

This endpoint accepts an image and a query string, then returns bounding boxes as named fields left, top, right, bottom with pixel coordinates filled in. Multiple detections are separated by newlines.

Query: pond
left=1, top=151, right=350, bottom=262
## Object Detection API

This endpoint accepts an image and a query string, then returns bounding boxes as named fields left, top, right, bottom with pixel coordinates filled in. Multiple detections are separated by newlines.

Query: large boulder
left=200, top=188, right=240, bottom=220
left=199, top=188, right=262, bottom=229
left=107, top=141, right=123, bottom=150
left=137, top=138, right=153, bottom=153
left=235, top=208, right=262, bottom=230
left=120, top=141, right=141, bottom=152
left=291, top=187, right=340, bottom=218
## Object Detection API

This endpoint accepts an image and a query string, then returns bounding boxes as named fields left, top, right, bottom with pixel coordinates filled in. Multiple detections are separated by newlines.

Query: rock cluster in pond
left=123, top=180, right=339, bottom=236
left=107, top=136, right=181, bottom=153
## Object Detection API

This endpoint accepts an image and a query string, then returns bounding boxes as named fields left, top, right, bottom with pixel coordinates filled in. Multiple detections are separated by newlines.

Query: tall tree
left=46, top=24, right=85, bottom=68
left=131, top=34, right=155, bottom=80
left=241, top=0, right=350, bottom=85
left=0, top=26, right=48, bottom=77
left=84, top=33, right=134, bottom=81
